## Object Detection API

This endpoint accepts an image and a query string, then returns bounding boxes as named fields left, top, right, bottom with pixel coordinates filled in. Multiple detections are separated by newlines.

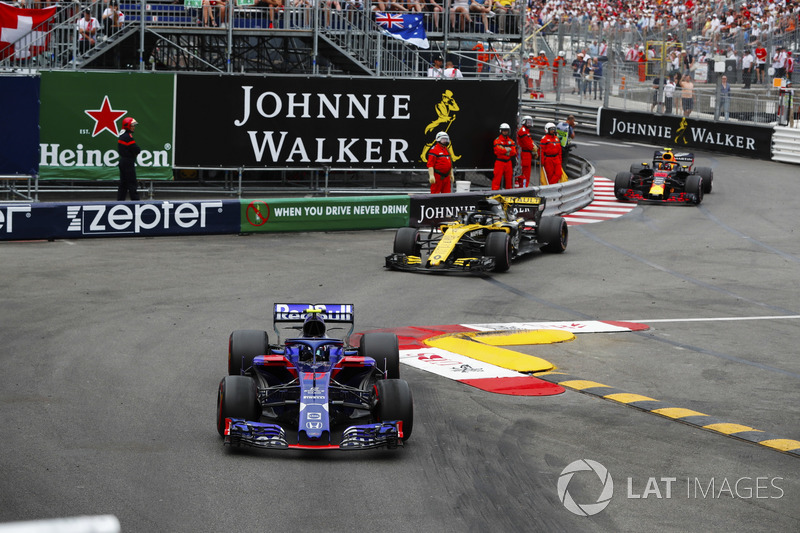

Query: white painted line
left=619, top=315, right=800, bottom=324
left=462, top=321, right=641, bottom=333
left=625, top=142, right=658, bottom=148
left=579, top=205, right=635, bottom=212
left=400, top=347, right=520, bottom=379
left=590, top=201, right=635, bottom=207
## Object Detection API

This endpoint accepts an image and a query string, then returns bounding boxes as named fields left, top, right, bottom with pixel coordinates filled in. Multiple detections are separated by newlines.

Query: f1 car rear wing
left=272, top=304, right=355, bottom=343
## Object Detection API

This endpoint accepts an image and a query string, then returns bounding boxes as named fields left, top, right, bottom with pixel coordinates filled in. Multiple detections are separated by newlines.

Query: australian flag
left=374, top=13, right=429, bottom=49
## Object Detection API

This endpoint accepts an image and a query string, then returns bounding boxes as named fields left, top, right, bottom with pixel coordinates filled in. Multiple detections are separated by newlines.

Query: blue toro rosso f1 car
left=216, top=304, right=413, bottom=450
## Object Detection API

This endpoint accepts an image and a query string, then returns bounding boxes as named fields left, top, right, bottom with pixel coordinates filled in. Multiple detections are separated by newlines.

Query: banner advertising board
left=39, top=71, right=175, bottom=180
left=0, top=75, right=40, bottom=175
left=598, top=107, right=773, bottom=159
left=240, top=196, right=410, bottom=233
left=0, top=200, right=239, bottom=241
left=175, top=76, right=518, bottom=170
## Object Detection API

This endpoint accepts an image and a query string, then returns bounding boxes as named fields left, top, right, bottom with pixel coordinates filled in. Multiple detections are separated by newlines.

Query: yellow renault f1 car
left=385, top=195, right=568, bottom=273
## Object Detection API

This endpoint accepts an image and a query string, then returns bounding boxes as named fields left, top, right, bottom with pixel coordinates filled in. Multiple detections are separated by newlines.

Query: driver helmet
left=545, top=122, right=557, bottom=133
left=302, top=311, right=326, bottom=338
left=435, top=131, right=450, bottom=145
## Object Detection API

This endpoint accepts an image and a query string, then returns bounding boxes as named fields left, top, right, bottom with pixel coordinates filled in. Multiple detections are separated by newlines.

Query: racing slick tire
left=373, top=379, right=414, bottom=441
left=393, top=227, right=421, bottom=256
left=685, top=174, right=704, bottom=205
left=217, top=375, right=260, bottom=436
left=614, top=171, right=633, bottom=201
left=539, top=216, right=569, bottom=253
left=229, top=329, right=270, bottom=376
left=629, top=163, right=645, bottom=175
left=485, top=231, right=511, bottom=272
left=359, top=332, right=400, bottom=379
left=696, top=167, right=713, bottom=194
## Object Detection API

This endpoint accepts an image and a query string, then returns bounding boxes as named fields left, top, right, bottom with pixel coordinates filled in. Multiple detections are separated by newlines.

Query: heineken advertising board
left=175, top=76, right=518, bottom=170
left=39, top=71, right=174, bottom=180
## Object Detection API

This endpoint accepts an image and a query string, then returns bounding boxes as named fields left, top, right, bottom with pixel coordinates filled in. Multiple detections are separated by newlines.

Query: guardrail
left=772, top=126, right=800, bottom=165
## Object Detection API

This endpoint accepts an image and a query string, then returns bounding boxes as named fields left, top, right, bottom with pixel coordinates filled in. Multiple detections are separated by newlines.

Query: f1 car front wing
left=385, top=253, right=495, bottom=273
left=224, top=418, right=404, bottom=450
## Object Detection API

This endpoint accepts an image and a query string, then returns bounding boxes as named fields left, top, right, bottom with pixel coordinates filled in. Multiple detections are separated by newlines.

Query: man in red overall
left=492, top=123, right=517, bottom=190
left=515, top=116, right=536, bottom=188
left=539, top=122, right=563, bottom=185
left=427, top=131, right=454, bottom=194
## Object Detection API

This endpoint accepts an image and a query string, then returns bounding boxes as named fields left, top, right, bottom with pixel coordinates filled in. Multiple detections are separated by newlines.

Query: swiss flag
left=0, top=3, right=56, bottom=60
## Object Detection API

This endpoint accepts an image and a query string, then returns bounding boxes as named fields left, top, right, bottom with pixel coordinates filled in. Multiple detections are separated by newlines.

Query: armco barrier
left=772, top=126, right=800, bottom=165
left=0, top=159, right=593, bottom=240
left=409, top=155, right=595, bottom=226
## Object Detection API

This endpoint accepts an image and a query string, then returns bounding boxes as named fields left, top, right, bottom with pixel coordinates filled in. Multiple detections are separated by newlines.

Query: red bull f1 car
left=614, top=148, right=714, bottom=205
left=217, top=304, right=413, bottom=450
left=385, top=195, right=568, bottom=274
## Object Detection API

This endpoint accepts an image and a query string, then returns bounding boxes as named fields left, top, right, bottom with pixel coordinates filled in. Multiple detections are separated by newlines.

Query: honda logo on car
left=0, top=205, right=32, bottom=233
left=66, top=201, right=223, bottom=235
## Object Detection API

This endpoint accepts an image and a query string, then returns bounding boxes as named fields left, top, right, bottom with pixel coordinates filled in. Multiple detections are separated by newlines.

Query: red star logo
left=84, top=96, right=127, bottom=137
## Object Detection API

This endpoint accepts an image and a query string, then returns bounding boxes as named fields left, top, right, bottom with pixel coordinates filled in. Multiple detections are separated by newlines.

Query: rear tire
left=615, top=171, right=633, bottom=201
left=373, top=379, right=414, bottom=440
left=696, top=167, right=713, bottom=193
left=229, top=330, right=269, bottom=376
left=539, top=216, right=568, bottom=253
left=393, top=227, right=421, bottom=256
left=629, top=163, right=644, bottom=174
left=359, top=332, right=400, bottom=379
left=217, top=375, right=260, bottom=436
left=685, top=174, right=704, bottom=205
left=485, top=231, right=511, bottom=272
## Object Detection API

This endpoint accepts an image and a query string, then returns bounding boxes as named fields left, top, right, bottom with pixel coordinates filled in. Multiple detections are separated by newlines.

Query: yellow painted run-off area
left=424, top=329, right=574, bottom=373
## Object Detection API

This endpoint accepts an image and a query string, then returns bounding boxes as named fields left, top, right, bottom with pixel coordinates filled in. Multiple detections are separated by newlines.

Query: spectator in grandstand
left=492, top=0, right=513, bottom=34
left=77, top=8, right=99, bottom=54
left=405, top=0, right=424, bottom=14
left=681, top=49, right=694, bottom=76
left=101, top=1, right=124, bottom=38
left=581, top=56, right=594, bottom=97
left=202, top=0, right=221, bottom=27
left=719, top=75, right=731, bottom=121
left=443, top=59, right=463, bottom=78
left=650, top=76, right=661, bottom=113
left=680, top=74, right=695, bottom=117
left=773, top=46, right=787, bottom=79
left=591, top=57, right=603, bottom=100
left=427, top=55, right=444, bottom=77
left=470, top=0, right=495, bottom=34
left=663, top=75, right=675, bottom=115
left=741, top=48, right=754, bottom=89
left=571, top=52, right=584, bottom=95
left=755, top=41, right=767, bottom=84
left=673, top=73, right=683, bottom=115
left=425, top=0, right=444, bottom=31
left=255, top=0, right=283, bottom=28
left=450, top=0, right=470, bottom=32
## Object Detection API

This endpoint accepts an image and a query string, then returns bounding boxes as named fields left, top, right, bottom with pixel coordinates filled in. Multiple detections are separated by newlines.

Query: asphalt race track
left=2, top=141, right=800, bottom=532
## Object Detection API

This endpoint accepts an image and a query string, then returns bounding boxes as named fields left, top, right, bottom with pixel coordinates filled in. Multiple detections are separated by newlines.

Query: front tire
left=685, top=174, right=704, bottom=205
left=393, top=227, right=421, bottom=256
left=373, top=379, right=414, bottom=440
left=359, top=332, right=400, bottom=379
left=485, top=231, right=511, bottom=272
left=539, top=216, right=568, bottom=253
left=217, top=375, right=260, bottom=436
left=696, top=167, right=713, bottom=193
left=615, top=171, right=633, bottom=201
left=229, top=330, right=269, bottom=376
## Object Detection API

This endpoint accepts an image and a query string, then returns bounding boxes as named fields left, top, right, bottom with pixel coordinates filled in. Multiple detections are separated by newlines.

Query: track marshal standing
left=117, top=117, right=141, bottom=201
left=427, top=131, right=455, bottom=194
